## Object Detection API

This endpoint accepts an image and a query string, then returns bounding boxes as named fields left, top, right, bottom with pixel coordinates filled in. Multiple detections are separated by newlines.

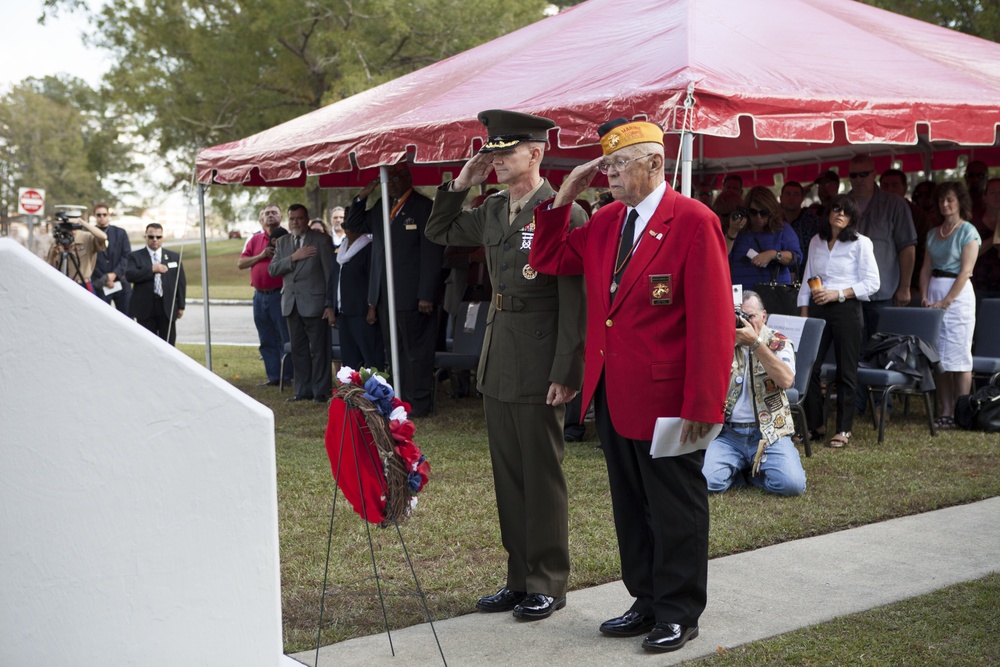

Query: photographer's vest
left=723, top=325, right=794, bottom=475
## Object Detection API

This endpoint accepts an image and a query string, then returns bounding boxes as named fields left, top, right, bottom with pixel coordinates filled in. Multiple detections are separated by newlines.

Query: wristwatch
left=838, top=289, right=846, bottom=303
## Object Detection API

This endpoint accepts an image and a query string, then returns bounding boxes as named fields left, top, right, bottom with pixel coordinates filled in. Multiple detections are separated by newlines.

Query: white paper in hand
left=102, top=281, right=123, bottom=296
left=649, top=419, right=723, bottom=458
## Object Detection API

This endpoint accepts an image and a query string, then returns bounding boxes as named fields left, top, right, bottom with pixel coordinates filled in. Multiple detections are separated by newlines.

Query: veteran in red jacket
left=529, top=118, right=734, bottom=653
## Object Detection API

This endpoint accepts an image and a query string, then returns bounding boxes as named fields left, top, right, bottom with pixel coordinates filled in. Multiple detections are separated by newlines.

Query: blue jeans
left=702, top=424, right=806, bottom=497
left=253, top=290, right=291, bottom=382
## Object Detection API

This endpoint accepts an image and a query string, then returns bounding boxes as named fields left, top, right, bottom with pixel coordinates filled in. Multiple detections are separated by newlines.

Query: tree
left=0, top=80, right=94, bottom=217
left=861, top=0, right=1000, bottom=43
left=0, top=75, right=141, bottom=219
left=43, top=0, right=551, bottom=195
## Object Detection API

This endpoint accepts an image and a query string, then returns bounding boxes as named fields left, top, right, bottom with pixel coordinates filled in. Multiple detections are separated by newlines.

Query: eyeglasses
left=849, top=170, right=873, bottom=179
left=831, top=204, right=847, bottom=214
left=146, top=235, right=163, bottom=239
left=95, top=213, right=109, bottom=217
left=747, top=207, right=768, bottom=218
left=728, top=208, right=747, bottom=222
left=598, top=153, right=654, bottom=175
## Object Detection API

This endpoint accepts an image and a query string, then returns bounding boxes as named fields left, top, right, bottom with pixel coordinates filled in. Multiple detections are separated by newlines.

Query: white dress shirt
left=797, top=233, right=881, bottom=306
left=623, top=181, right=667, bottom=245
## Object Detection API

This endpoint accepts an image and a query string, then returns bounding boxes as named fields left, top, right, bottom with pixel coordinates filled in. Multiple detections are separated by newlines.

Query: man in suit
left=268, top=203, right=335, bottom=403
left=91, top=203, right=132, bottom=313
left=126, top=223, right=186, bottom=345
left=530, top=118, right=734, bottom=652
left=426, top=110, right=587, bottom=622
left=345, top=163, right=444, bottom=416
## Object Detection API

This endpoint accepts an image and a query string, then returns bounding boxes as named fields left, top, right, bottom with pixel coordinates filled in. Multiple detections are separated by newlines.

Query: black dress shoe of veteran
left=641, top=623, right=699, bottom=652
left=476, top=587, right=526, bottom=612
left=599, top=610, right=657, bottom=637
left=512, top=593, right=566, bottom=621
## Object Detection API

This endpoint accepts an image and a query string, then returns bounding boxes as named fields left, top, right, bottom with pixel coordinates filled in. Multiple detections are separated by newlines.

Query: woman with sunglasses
left=727, top=186, right=801, bottom=292
left=919, top=181, right=981, bottom=430
left=711, top=189, right=745, bottom=248
left=798, top=194, right=880, bottom=447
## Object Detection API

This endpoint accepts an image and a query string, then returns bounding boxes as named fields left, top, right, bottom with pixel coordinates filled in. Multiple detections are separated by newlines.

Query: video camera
left=52, top=211, right=83, bottom=247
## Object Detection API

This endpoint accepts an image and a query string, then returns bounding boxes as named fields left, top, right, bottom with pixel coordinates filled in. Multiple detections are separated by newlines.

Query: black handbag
left=955, top=383, right=1000, bottom=432
left=754, top=264, right=800, bottom=316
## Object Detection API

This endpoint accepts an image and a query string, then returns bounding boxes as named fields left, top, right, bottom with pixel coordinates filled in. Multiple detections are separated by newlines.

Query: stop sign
left=18, top=188, right=45, bottom=215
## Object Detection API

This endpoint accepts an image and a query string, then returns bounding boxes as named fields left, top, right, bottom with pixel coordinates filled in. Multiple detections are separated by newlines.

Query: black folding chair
left=856, top=307, right=945, bottom=443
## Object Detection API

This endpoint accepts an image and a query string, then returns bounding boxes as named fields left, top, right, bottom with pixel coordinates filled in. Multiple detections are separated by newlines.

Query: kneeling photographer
left=46, top=207, right=108, bottom=292
left=701, top=291, right=806, bottom=496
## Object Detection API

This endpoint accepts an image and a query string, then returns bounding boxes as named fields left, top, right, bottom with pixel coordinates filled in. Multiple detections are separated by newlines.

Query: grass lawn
left=180, top=344, right=1000, bottom=656
left=692, top=574, right=1000, bottom=666
left=165, top=238, right=254, bottom=301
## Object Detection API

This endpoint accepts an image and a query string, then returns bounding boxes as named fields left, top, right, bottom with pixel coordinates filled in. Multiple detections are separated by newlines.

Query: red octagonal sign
left=19, top=188, right=45, bottom=215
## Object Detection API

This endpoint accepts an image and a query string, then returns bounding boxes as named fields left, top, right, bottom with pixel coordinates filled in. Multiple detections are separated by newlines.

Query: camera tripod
left=54, top=240, right=86, bottom=287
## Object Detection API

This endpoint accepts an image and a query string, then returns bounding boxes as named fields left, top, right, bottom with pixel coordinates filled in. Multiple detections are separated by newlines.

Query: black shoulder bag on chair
left=754, top=260, right=800, bottom=317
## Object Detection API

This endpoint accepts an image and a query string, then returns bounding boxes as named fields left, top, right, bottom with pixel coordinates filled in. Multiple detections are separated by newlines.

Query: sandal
left=827, top=432, right=850, bottom=448
left=935, top=416, right=956, bottom=430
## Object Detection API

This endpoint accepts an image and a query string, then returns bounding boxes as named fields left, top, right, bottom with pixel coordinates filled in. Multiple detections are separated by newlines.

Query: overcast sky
left=1, top=1, right=109, bottom=90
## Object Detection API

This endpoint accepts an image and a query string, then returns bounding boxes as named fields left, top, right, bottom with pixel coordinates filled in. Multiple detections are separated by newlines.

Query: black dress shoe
left=285, top=395, right=313, bottom=403
left=641, top=623, right=699, bottom=652
left=257, top=380, right=280, bottom=387
left=312, top=396, right=330, bottom=403
left=599, top=610, right=657, bottom=637
left=512, top=593, right=566, bottom=621
left=476, top=587, right=526, bottom=612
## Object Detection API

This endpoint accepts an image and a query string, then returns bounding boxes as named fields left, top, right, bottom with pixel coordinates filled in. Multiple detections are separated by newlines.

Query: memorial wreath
left=324, top=366, right=430, bottom=526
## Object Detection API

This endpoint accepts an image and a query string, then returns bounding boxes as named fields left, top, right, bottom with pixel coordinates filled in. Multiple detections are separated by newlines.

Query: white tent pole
left=198, top=183, right=212, bottom=370
left=379, top=166, right=401, bottom=395
left=680, top=82, right=695, bottom=197
left=681, top=132, right=693, bottom=198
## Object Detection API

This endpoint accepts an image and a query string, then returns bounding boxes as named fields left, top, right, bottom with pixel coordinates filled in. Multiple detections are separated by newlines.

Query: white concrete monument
left=0, top=240, right=294, bottom=666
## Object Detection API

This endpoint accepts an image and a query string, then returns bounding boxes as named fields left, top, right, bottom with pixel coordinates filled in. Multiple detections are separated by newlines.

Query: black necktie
left=611, top=209, right=639, bottom=302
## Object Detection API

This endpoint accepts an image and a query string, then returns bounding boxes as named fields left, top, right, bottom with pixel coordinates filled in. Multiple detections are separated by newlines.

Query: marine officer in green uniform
left=425, top=109, right=587, bottom=621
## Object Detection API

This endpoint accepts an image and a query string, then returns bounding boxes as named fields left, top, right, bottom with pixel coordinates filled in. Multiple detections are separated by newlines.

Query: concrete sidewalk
left=290, top=497, right=1000, bottom=666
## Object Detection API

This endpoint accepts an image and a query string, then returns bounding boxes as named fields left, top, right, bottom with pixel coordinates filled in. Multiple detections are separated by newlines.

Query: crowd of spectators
left=228, top=155, right=994, bottom=443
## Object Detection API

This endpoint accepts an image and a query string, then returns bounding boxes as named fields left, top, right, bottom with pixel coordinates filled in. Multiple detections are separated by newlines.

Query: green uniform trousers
left=483, top=395, right=570, bottom=598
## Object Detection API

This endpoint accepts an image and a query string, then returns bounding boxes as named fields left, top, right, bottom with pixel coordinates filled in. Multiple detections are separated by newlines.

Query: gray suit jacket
left=268, top=230, right=334, bottom=318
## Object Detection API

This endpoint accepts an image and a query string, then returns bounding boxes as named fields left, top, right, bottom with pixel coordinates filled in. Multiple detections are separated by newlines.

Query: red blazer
left=530, top=185, right=734, bottom=440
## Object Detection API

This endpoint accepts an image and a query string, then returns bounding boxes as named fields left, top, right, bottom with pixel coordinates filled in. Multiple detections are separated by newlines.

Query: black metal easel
left=314, top=396, right=446, bottom=666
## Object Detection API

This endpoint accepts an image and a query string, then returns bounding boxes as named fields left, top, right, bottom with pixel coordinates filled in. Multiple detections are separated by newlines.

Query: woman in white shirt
left=798, top=194, right=881, bottom=448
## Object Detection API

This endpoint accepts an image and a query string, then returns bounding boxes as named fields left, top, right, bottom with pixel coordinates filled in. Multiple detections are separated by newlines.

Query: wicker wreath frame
left=334, top=382, right=412, bottom=526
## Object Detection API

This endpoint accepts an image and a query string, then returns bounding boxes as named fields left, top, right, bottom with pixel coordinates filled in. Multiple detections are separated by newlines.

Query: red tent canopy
left=196, top=0, right=1000, bottom=188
